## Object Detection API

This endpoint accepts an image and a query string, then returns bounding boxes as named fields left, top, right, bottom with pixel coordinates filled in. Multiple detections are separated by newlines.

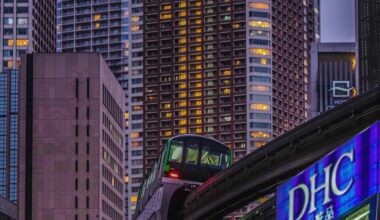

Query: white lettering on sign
left=288, top=150, right=354, bottom=220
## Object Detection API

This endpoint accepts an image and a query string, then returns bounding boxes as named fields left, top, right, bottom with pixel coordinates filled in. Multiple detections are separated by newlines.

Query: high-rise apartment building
left=356, top=0, right=380, bottom=93
left=310, top=42, right=356, bottom=117
left=0, top=0, right=55, bottom=204
left=0, top=0, right=55, bottom=71
left=18, top=53, right=125, bottom=220
left=56, top=1, right=130, bottom=217
left=127, top=0, right=319, bottom=217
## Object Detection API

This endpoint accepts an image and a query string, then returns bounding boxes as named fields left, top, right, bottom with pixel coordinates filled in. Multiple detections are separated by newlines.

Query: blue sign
left=277, top=122, right=380, bottom=220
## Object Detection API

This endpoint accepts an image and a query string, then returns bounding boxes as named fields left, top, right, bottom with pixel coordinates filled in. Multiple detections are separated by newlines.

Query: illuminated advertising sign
left=277, top=122, right=380, bottom=220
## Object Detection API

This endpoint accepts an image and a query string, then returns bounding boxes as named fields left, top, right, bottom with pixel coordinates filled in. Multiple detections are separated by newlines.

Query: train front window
left=201, top=147, right=229, bottom=168
left=169, top=141, right=183, bottom=163
left=186, top=147, right=198, bottom=165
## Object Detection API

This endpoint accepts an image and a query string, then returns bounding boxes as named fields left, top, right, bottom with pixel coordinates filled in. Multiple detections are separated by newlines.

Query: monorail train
left=133, top=134, right=232, bottom=220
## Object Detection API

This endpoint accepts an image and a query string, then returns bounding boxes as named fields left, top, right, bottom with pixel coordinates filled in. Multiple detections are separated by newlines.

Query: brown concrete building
left=18, top=53, right=125, bottom=220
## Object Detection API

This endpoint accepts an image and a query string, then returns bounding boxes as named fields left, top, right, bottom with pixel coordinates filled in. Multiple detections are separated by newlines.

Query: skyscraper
left=0, top=0, right=56, bottom=204
left=0, top=0, right=55, bottom=71
left=310, top=42, right=356, bottom=117
left=56, top=1, right=130, bottom=217
left=18, top=53, right=125, bottom=220
left=356, top=0, right=380, bottom=93
left=127, top=0, right=319, bottom=217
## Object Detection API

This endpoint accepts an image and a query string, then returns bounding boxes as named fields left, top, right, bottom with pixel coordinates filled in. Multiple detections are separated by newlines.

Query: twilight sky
left=320, top=0, right=355, bottom=42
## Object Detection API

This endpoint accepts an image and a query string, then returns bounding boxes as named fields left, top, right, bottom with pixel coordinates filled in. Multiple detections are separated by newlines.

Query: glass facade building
left=0, top=71, right=18, bottom=203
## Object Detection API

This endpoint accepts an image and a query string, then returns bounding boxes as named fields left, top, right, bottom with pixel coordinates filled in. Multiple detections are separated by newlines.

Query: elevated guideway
left=181, top=87, right=380, bottom=220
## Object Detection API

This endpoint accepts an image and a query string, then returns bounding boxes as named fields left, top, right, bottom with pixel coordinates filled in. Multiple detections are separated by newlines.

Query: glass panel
left=201, top=147, right=229, bottom=168
left=345, top=203, right=370, bottom=220
left=169, top=141, right=183, bottom=163
left=186, top=147, right=198, bottom=165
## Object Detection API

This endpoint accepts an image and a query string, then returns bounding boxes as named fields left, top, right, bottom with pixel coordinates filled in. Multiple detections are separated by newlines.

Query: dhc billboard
left=277, top=122, right=380, bottom=220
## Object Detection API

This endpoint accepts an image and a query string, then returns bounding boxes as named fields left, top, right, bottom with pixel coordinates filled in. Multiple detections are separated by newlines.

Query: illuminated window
left=179, top=83, right=187, bottom=89
left=147, top=96, right=157, bottom=101
left=161, top=13, right=172, bottom=19
left=196, top=10, right=202, bottom=15
left=195, top=19, right=202, bottom=25
left=179, top=119, right=187, bottom=125
left=250, top=103, right=270, bottom=111
left=179, top=56, right=187, bottom=62
left=179, top=128, right=187, bottom=134
left=195, top=37, right=202, bottom=43
left=195, top=1, right=202, bottom=6
left=131, top=25, right=140, bottom=31
left=179, top=92, right=187, bottom=98
left=179, top=47, right=187, bottom=53
left=124, top=112, right=129, bottom=119
left=222, top=70, right=231, bottom=76
left=261, top=58, right=268, bottom=65
left=180, top=29, right=187, bottom=35
left=195, top=119, right=202, bottom=124
left=251, top=48, right=270, bottom=56
left=179, top=109, right=187, bottom=116
left=163, top=130, right=172, bottom=136
left=180, top=65, right=187, bottom=71
left=249, top=2, right=270, bottom=9
left=250, top=85, right=270, bottom=92
left=131, top=195, right=138, bottom=203
left=179, top=38, right=187, bottom=44
left=179, top=11, right=187, bottom=17
left=163, top=103, right=171, bottom=109
left=131, top=132, right=140, bottom=139
left=193, top=91, right=202, bottom=97
left=163, top=4, right=172, bottom=10
left=5, top=39, right=14, bottom=46
left=195, top=109, right=202, bottom=115
left=251, top=131, right=270, bottom=138
left=249, top=21, right=270, bottom=28
left=16, top=39, right=28, bottom=46
left=195, top=82, right=202, bottom=88
left=195, top=55, right=202, bottom=61
left=95, top=23, right=101, bottom=28
left=6, top=61, right=13, bottom=68
left=195, top=46, right=202, bottom=51
left=179, top=20, right=187, bottom=26
left=179, top=2, right=187, bottom=8
left=222, top=88, right=231, bottom=94
left=233, top=23, right=241, bottom=29
left=195, top=127, right=202, bottom=133
left=125, top=176, right=129, bottom=183
left=195, top=64, right=202, bottom=70
left=179, top=101, right=187, bottom=107
left=179, top=73, right=187, bottom=79
left=94, top=14, right=101, bottom=21
left=195, top=73, right=203, bottom=79
left=165, top=112, right=172, bottom=118
left=132, top=105, right=143, bottom=111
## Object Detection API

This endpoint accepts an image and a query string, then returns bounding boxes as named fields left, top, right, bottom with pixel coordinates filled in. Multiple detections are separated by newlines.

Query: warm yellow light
left=194, top=91, right=202, bottom=97
left=163, top=131, right=172, bottom=136
left=132, top=105, right=142, bottom=111
left=223, top=70, right=232, bottom=76
left=124, top=112, right=129, bottom=119
left=249, top=2, right=270, bottom=9
left=196, top=10, right=202, bottom=15
left=131, top=132, right=140, bottom=139
left=179, top=73, right=187, bottom=80
left=251, top=131, right=270, bottom=139
left=195, top=73, right=203, bottom=79
left=195, top=127, right=202, bottom=133
left=163, top=4, right=172, bottom=10
left=179, top=101, right=187, bottom=107
left=195, top=64, right=202, bottom=70
left=94, top=14, right=101, bottom=21
left=179, top=2, right=187, bottom=8
left=195, top=19, right=202, bottom=25
left=179, top=83, right=187, bottom=89
left=250, top=103, right=270, bottom=111
left=179, top=119, right=187, bottom=125
left=179, top=47, right=187, bottom=53
left=163, top=103, right=171, bottom=109
left=7, top=40, right=14, bottom=46
left=179, top=11, right=187, bottom=17
left=179, top=109, right=187, bottom=116
left=195, top=119, right=202, bottom=124
left=251, top=48, right=270, bottom=56
left=179, top=20, right=187, bottom=26
left=261, top=58, right=268, bottom=65
left=180, top=65, right=187, bottom=71
left=131, top=195, right=138, bottom=203
left=165, top=112, right=172, bottom=118
left=254, top=142, right=267, bottom=148
left=16, top=39, right=28, bottom=46
left=161, top=13, right=172, bottom=19
left=195, top=46, right=202, bottom=51
left=180, top=29, right=187, bottom=35
left=125, top=176, right=129, bottom=183
left=179, top=128, right=187, bottom=134
left=179, top=38, right=187, bottom=44
left=195, top=100, right=202, bottom=106
left=195, top=110, right=202, bottom=115
left=249, top=21, right=270, bottom=28
left=179, top=92, right=187, bottom=98
left=131, top=25, right=140, bottom=31
left=223, top=88, right=231, bottom=94
left=195, top=37, right=202, bottom=43
left=195, top=1, right=202, bottom=6
left=195, top=82, right=202, bottom=88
